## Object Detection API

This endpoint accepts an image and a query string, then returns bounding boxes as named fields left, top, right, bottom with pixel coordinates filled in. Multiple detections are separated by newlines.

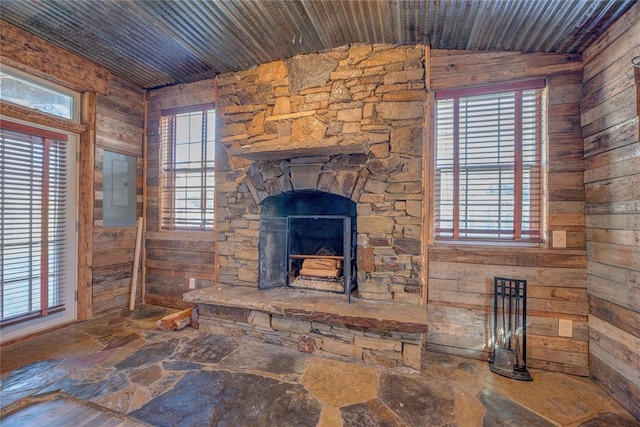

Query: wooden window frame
left=160, top=103, right=215, bottom=231
left=0, top=66, right=80, bottom=123
left=434, top=80, right=545, bottom=244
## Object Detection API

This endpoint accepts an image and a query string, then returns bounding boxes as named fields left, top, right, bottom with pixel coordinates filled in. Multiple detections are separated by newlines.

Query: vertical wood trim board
left=142, top=91, right=149, bottom=302
left=422, top=44, right=432, bottom=307
left=78, top=92, right=96, bottom=320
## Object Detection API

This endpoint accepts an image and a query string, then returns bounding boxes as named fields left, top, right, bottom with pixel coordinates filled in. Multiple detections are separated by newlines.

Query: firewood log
left=155, top=308, right=193, bottom=331
left=300, top=268, right=340, bottom=278
left=302, top=258, right=340, bottom=270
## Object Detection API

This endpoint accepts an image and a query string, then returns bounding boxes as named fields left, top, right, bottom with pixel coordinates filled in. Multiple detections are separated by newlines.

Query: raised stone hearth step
left=184, top=285, right=427, bottom=333
left=184, top=285, right=428, bottom=369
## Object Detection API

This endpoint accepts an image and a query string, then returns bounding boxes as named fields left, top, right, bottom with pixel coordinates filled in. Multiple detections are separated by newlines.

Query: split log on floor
left=155, top=308, right=193, bottom=331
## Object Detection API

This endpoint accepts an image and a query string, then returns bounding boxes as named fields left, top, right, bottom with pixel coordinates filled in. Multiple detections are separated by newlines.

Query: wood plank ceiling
left=0, top=0, right=635, bottom=89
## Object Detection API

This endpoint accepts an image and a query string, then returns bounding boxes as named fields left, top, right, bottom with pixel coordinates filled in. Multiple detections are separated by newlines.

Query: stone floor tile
left=91, top=385, right=139, bottom=414
left=378, top=372, right=456, bottom=426
left=477, top=388, right=556, bottom=427
left=576, top=412, right=640, bottom=427
left=60, top=348, right=119, bottom=369
left=420, top=352, right=485, bottom=393
left=487, top=369, right=634, bottom=425
left=218, top=341, right=309, bottom=379
left=101, top=332, right=142, bottom=351
left=129, top=364, right=163, bottom=386
left=341, top=398, right=406, bottom=426
left=107, top=316, right=130, bottom=326
left=80, top=317, right=132, bottom=339
left=453, top=390, right=485, bottom=427
left=69, top=371, right=130, bottom=402
left=0, top=329, right=101, bottom=373
left=317, top=406, right=343, bottom=427
left=161, top=360, right=203, bottom=371
left=301, top=358, right=379, bottom=407
left=146, top=371, right=186, bottom=399
left=171, top=333, right=240, bottom=364
left=114, top=339, right=179, bottom=369
left=130, top=370, right=323, bottom=427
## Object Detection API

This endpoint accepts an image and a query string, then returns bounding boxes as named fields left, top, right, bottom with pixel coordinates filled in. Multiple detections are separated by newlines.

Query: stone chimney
left=215, top=43, right=426, bottom=305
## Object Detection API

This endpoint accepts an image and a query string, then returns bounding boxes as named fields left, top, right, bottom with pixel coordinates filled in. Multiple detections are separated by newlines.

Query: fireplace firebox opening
left=258, top=191, right=357, bottom=301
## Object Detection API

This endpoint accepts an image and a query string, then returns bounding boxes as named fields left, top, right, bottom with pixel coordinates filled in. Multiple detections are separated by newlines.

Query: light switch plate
left=558, top=319, right=573, bottom=337
left=553, top=230, right=567, bottom=248
left=189, top=278, right=196, bottom=289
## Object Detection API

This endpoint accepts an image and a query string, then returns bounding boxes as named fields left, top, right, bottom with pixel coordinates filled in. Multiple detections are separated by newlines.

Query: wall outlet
left=188, top=278, right=196, bottom=289
left=558, top=319, right=573, bottom=337
left=552, top=230, right=567, bottom=248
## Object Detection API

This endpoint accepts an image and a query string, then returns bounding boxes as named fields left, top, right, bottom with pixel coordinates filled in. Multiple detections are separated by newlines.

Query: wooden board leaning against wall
left=426, top=49, right=589, bottom=376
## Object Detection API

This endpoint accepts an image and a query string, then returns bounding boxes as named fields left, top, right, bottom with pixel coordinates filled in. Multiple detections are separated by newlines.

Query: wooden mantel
left=227, top=133, right=384, bottom=161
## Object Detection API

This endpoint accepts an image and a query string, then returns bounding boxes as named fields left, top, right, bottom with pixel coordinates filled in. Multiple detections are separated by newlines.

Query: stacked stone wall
left=216, top=44, right=426, bottom=304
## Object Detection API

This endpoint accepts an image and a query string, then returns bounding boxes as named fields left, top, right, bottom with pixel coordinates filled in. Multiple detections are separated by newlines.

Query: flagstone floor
left=1, top=305, right=638, bottom=427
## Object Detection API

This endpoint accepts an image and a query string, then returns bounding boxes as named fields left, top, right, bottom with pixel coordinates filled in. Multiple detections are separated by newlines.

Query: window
left=0, top=68, right=78, bottom=121
left=1, top=122, right=75, bottom=327
left=434, top=80, right=545, bottom=243
left=161, top=104, right=215, bottom=230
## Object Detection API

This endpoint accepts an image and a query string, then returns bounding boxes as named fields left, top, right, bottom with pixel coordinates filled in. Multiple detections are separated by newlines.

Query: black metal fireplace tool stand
left=489, top=277, right=532, bottom=381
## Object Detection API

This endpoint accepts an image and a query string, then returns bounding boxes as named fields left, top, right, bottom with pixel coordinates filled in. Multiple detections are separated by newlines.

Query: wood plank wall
left=92, top=76, right=145, bottom=316
left=144, top=80, right=216, bottom=308
left=427, top=50, right=589, bottom=375
left=580, top=3, right=640, bottom=418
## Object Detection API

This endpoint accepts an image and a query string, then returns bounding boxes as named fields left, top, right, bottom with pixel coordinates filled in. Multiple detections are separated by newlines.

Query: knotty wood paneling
left=92, top=76, right=144, bottom=317
left=0, top=21, right=110, bottom=94
left=590, top=354, right=640, bottom=418
left=427, top=49, right=588, bottom=375
left=144, top=81, right=216, bottom=308
left=581, top=2, right=640, bottom=418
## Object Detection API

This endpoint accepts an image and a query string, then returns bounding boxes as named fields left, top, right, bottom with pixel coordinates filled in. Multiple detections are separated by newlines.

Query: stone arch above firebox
left=260, top=190, right=357, bottom=217
left=243, top=154, right=371, bottom=205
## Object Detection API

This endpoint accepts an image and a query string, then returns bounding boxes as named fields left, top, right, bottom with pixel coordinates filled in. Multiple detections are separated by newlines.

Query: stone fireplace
left=212, top=43, right=427, bottom=307
left=259, top=191, right=357, bottom=300
left=184, top=43, right=428, bottom=369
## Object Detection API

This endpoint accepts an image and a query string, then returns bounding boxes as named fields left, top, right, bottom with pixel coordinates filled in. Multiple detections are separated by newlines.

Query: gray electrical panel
left=103, top=150, right=137, bottom=227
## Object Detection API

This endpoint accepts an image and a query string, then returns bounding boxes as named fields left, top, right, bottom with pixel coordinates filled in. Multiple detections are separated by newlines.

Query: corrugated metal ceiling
left=0, top=0, right=635, bottom=89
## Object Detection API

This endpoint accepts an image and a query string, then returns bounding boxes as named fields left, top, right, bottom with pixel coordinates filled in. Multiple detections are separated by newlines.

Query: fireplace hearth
left=258, top=191, right=357, bottom=301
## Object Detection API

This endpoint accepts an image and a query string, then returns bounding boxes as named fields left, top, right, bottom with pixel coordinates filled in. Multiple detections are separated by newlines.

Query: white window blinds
left=1, top=123, right=69, bottom=325
left=160, top=104, right=215, bottom=230
left=435, top=80, right=545, bottom=243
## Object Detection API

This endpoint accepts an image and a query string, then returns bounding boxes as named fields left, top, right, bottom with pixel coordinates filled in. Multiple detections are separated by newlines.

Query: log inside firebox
left=300, top=258, right=341, bottom=278
left=300, top=268, right=340, bottom=278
